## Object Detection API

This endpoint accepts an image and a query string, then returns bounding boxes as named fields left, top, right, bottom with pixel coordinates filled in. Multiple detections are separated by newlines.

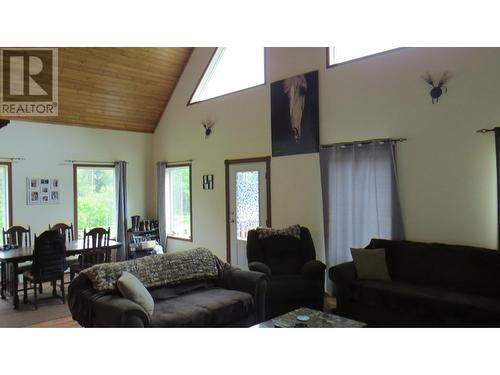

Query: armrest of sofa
left=68, top=273, right=150, bottom=327
left=301, top=260, right=326, bottom=281
left=248, top=261, right=272, bottom=276
left=219, top=267, right=269, bottom=323
left=329, top=261, right=357, bottom=287
left=92, top=294, right=150, bottom=327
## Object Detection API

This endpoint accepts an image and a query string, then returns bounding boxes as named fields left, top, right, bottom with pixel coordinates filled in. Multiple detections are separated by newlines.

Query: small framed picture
left=50, top=191, right=59, bottom=202
left=41, top=194, right=50, bottom=203
left=30, top=191, right=40, bottom=204
left=203, top=174, right=214, bottom=190
left=41, top=186, right=49, bottom=193
left=40, top=178, right=49, bottom=185
left=30, top=178, right=39, bottom=189
left=51, top=178, right=59, bottom=188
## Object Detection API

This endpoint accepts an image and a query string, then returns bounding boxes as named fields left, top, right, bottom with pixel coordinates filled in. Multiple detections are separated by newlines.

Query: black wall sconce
left=202, top=119, right=214, bottom=138
left=203, top=174, right=214, bottom=190
left=422, top=72, right=449, bottom=104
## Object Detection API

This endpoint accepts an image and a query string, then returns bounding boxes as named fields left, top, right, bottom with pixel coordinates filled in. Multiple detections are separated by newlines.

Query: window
left=74, top=165, right=116, bottom=239
left=328, top=47, right=399, bottom=66
left=189, top=47, right=265, bottom=104
left=165, top=164, right=192, bottom=241
left=0, top=162, right=12, bottom=245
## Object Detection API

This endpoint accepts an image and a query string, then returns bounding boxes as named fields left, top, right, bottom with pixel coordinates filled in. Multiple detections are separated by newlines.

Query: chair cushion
left=149, top=287, right=253, bottom=327
left=351, top=248, right=391, bottom=281
left=261, top=236, right=302, bottom=275
left=268, top=275, right=322, bottom=301
left=117, top=271, right=154, bottom=318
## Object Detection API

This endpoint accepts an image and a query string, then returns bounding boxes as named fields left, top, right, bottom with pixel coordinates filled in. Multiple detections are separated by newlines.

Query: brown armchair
left=247, top=226, right=325, bottom=320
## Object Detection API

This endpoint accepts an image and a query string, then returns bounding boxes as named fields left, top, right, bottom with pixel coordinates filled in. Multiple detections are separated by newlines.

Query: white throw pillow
left=117, top=271, right=154, bottom=317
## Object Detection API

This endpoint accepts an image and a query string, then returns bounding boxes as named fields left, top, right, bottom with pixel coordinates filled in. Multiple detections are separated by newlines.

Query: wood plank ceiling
left=1, top=48, right=193, bottom=133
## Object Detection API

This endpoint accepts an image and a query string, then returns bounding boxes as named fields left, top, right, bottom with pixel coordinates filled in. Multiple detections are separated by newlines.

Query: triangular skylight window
left=189, top=47, right=265, bottom=104
left=328, top=47, right=399, bottom=66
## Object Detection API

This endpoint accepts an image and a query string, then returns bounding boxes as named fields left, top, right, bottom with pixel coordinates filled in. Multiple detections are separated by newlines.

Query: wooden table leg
left=1, top=261, right=5, bottom=300
left=12, top=262, right=19, bottom=309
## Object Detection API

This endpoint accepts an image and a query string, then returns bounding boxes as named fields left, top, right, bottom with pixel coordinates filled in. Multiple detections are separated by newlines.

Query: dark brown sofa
left=68, top=265, right=268, bottom=327
left=329, top=238, right=500, bottom=327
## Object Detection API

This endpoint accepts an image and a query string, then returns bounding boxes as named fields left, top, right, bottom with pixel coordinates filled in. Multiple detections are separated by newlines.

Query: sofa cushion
left=149, top=287, right=254, bottom=327
left=349, top=279, right=500, bottom=325
left=261, top=236, right=302, bottom=275
left=351, top=248, right=391, bottom=281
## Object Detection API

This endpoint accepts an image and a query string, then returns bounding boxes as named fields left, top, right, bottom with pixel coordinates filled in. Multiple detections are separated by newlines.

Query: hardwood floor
left=29, top=315, right=80, bottom=328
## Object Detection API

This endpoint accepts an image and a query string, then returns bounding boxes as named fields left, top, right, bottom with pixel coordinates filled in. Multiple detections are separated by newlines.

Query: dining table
left=0, top=239, right=122, bottom=309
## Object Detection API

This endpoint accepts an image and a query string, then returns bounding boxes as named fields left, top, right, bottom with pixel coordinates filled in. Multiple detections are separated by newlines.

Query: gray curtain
left=320, top=140, right=405, bottom=293
left=115, top=161, right=128, bottom=261
left=157, top=162, right=167, bottom=250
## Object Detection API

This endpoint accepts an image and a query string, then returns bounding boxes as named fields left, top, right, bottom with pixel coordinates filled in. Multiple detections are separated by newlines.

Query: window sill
left=167, top=235, right=193, bottom=242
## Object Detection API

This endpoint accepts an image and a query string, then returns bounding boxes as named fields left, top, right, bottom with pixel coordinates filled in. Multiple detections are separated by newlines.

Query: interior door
left=228, top=161, right=268, bottom=268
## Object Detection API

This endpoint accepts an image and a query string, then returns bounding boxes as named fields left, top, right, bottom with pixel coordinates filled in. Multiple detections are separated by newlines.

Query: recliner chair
left=247, top=226, right=326, bottom=320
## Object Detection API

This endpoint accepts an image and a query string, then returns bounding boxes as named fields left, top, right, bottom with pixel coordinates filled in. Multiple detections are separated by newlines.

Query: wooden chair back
left=49, top=223, right=74, bottom=242
left=2, top=226, right=31, bottom=246
left=81, top=227, right=111, bottom=268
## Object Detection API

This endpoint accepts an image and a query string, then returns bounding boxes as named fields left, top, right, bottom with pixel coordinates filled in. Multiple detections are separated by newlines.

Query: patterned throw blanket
left=81, top=247, right=221, bottom=291
left=256, top=224, right=301, bottom=240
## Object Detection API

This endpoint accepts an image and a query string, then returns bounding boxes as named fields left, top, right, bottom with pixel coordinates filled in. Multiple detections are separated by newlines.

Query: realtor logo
left=0, top=48, right=58, bottom=116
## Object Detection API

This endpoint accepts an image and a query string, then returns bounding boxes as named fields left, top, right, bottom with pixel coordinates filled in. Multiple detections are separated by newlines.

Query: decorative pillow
left=256, top=225, right=301, bottom=240
left=117, top=271, right=154, bottom=317
left=351, top=248, right=391, bottom=281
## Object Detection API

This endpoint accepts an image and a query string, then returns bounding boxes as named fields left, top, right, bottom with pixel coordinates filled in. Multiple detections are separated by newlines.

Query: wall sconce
left=203, top=174, right=214, bottom=190
left=202, top=119, right=214, bottom=138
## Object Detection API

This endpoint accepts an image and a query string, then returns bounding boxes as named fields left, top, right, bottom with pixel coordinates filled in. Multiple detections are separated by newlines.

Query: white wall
left=153, top=47, right=500, bottom=262
left=0, top=121, right=153, bottom=237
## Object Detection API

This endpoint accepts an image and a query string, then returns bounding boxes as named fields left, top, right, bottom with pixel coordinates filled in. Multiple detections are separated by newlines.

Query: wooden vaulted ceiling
left=2, top=48, right=193, bottom=133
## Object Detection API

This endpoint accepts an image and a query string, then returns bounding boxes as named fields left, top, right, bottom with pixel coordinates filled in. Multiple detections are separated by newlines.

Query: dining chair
left=49, top=223, right=78, bottom=285
left=23, top=230, right=67, bottom=309
left=49, top=223, right=74, bottom=242
left=2, top=225, right=31, bottom=246
left=2, top=225, right=33, bottom=295
left=70, top=227, right=111, bottom=281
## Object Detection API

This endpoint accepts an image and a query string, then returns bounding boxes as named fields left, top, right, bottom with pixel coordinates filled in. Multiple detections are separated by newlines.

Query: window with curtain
left=74, top=165, right=116, bottom=239
left=165, top=164, right=192, bottom=241
left=0, top=163, right=11, bottom=245
left=320, top=140, right=405, bottom=293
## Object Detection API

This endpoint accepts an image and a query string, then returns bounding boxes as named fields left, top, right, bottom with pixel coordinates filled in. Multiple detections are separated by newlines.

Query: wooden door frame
left=224, top=156, right=271, bottom=263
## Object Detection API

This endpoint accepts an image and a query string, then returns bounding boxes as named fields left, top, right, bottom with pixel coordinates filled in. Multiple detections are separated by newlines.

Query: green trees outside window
left=76, top=166, right=116, bottom=238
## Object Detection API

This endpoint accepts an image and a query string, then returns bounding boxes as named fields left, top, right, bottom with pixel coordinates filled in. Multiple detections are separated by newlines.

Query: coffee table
left=252, top=307, right=366, bottom=328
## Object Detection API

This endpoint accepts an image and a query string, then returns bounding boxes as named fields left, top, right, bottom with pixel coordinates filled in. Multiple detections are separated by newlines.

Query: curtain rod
left=64, top=160, right=123, bottom=164
left=159, top=159, right=193, bottom=165
left=320, top=138, right=407, bottom=149
left=476, top=128, right=496, bottom=133
left=0, top=157, right=25, bottom=161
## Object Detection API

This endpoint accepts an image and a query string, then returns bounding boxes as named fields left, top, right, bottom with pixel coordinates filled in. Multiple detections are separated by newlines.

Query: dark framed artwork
left=271, top=70, right=319, bottom=157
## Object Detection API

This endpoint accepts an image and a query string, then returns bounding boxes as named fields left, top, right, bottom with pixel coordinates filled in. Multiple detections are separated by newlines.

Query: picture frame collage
left=27, top=177, right=60, bottom=205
